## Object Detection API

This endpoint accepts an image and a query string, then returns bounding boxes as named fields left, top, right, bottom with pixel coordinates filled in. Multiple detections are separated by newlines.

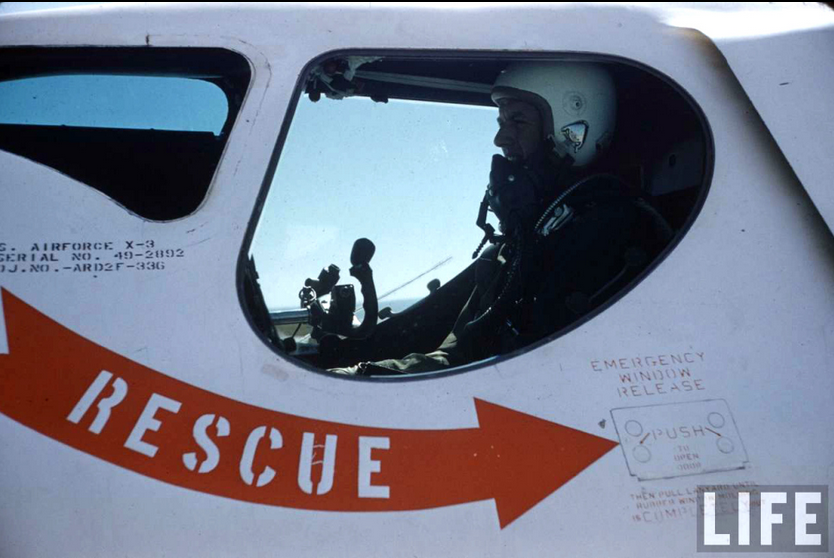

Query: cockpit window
left=0, top=47, right=250, bottom=220
left=241, top=54, right=712, bottom=379
left=252, top=95, right=496, bottom=315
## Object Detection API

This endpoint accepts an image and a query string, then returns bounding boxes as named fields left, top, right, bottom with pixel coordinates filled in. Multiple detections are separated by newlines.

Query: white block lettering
left=239, top=426, right=282, bottom=488
left=124, top=393, right=182, bottom=458
left=67, top=371, right=114, bottom=424
left=703, top=492, right=730, bottom=545
left=358, top=436, right=390, bottom=499
left=761, top=492, right=787, bottom=546
left=182, top=414, right=230, bottom=474
left=298, top=432, right=337, bottom=495
left=738, top=492, right=751, bottom=546
left=795, top=492, right=822, bottom=546
left=66, top=371, right=128, bottom=434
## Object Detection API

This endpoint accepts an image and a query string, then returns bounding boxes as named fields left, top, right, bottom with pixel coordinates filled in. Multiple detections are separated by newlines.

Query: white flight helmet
left=492, top=61, right=616, bottom=167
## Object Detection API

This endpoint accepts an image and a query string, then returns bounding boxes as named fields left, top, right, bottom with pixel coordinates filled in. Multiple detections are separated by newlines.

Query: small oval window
left=0, top=47, right=251, bottom=220
left=0, top=75, right=228, bottom=132
left=242, top=53, right=712, bottom=379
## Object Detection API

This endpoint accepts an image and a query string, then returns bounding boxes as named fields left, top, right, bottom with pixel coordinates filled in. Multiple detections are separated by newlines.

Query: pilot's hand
left=327, top=362, right=380, bottom=376
left=328, top=364, right=363, bottom=376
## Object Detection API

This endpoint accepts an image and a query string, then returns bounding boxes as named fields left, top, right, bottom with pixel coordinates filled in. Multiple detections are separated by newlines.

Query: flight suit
left=336, top=174, right=671, bottom=375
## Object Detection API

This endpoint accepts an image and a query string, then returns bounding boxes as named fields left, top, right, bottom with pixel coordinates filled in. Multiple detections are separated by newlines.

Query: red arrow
left=0, top=288, right=617, bottom=528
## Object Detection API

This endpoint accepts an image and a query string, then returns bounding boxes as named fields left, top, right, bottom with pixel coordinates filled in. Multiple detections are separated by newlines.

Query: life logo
left=697, top=485, right=830, bottom=553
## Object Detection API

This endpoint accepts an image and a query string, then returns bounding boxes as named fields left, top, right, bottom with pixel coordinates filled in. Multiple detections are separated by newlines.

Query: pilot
left=333, top=61, right=671, bottom=375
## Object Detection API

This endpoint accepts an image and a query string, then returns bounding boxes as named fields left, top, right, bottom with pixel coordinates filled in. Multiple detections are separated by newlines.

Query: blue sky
left=252, top=95, right=500, bottom=310
left=0, top=75, right=227, bottom=132
left=0, top=2, right=103, bottom=14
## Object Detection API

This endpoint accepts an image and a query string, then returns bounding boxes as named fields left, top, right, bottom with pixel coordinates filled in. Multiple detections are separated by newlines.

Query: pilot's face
left=494, top=99, right=544, bottom=163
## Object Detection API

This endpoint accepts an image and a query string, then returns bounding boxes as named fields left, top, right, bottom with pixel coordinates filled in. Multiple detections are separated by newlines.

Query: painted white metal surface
left=663, top=2, right=834, bottom=234
left=0, top=4, right=832, bottom=557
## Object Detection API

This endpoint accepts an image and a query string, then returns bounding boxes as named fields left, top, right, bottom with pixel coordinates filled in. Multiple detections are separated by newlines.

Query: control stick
left=270, top=238, right=379, bottom=340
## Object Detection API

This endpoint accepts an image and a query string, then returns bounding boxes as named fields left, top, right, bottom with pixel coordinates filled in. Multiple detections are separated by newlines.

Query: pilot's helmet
left=491, top=61, right=616, bottom=167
